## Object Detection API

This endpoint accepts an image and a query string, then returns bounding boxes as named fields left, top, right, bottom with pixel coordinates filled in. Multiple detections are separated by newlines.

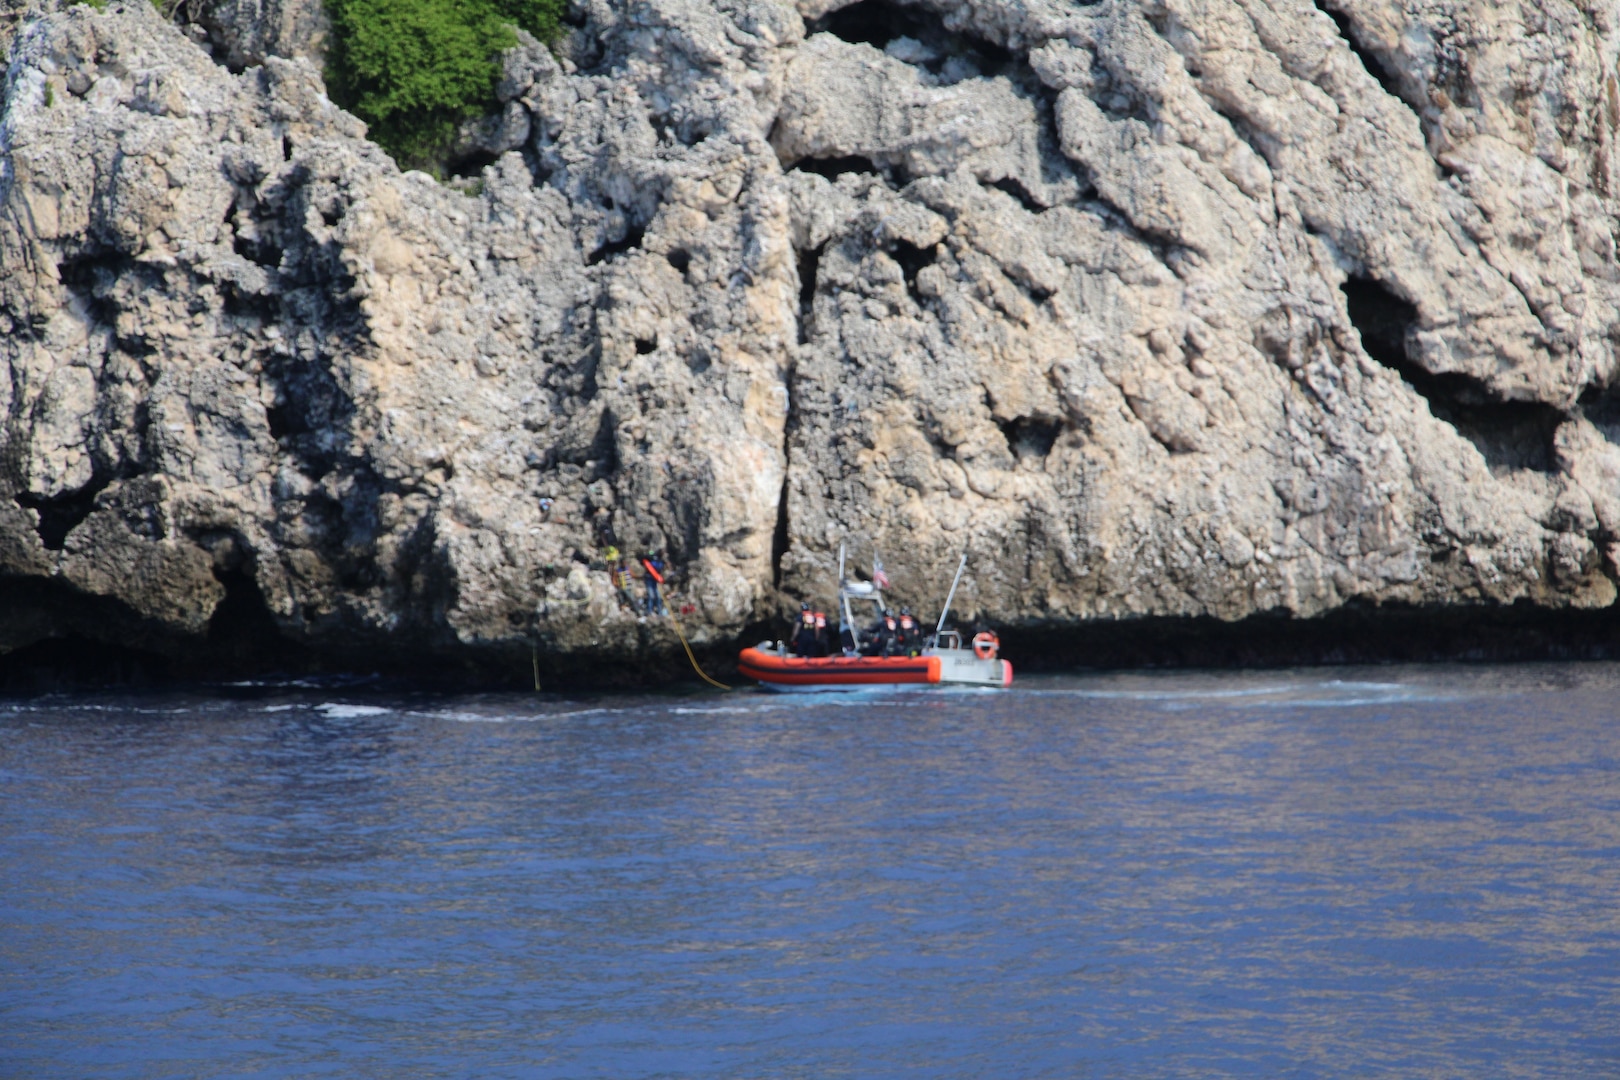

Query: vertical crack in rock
left=1344, top=278, right=1560, bottom=473
left=797, top=242, right=824, bottom=345
left=771, top=456, right=790, bottom=590
left=1312, top=0, right=1404, bottom=101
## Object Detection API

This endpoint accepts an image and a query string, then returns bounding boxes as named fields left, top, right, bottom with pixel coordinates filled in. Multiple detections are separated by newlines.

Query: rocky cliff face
left=2, top=0, right=1619, bottom=680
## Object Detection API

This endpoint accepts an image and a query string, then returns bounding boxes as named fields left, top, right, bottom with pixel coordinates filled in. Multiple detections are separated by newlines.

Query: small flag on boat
left=873, top=554, right=890, bottom=590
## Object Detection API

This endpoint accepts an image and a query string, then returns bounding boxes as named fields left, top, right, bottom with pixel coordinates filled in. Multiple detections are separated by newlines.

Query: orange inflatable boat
left=743, top=546, right=1013, bottom=691
left=737, top=644, right=1012, bottom=691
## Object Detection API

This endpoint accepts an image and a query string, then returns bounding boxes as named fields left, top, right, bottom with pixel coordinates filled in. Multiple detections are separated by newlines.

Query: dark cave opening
left=635, top=336, right=657, bottom=355
left=667, top=248, right=691, bottom=275
left=587, top=223, right=647, bottom=266
left=13, top=478, right=107, bottom=551
left=789, top=154, right=902, bottom=184
left=1343, top=276, right=1416, bottom=371
left=806, top=0, right=1014, bottom=73
left=1343, top=277, right=1560, bottom=472
left=997, top=415, right=1063, bottom=460
left=448, top=147, right=501, bottom=179
left=206, top=565, right=286, bottom=658
left=890, top=240, right=938, bottom=307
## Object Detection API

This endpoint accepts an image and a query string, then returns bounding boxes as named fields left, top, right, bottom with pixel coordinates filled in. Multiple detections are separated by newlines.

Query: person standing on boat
left=813, top=611, right=832, bottom=657
left=791, top=603, right=819, bottom=655
left=896, top=608, right=920, bottom=656
left=865, top=609, right=900, bottom=657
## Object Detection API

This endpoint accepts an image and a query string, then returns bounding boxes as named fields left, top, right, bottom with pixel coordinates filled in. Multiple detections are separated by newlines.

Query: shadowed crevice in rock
left=206, top=562, right=285, bottom=654
left=799, top=0, right=1072, bottom=208
left=997, top=415, right=1062, bottom=460
left=1313, top=0, right=1403, bottom=100
left=999, top=600, right=1620, bottom=672
left=13, top=476, right=108, bottom=550
left=988, top=176, right=1044, bottom=213
left=1344, top=277, right=1560, bottom=473
left=807, top=0, right=1013, bottom=73
left=448, top=147, right=501, bottom=179
left=58, top=249, right=164, bottom=356
left=265, top=352, right=354, bottom=480
left=788, top=154, right=897, bottom=184
left=226, top=200, right=284, bottom=270
left=586, top=223, right=646, bottom=265
left=771, top=462, right=790, bottom=590
left=890, top=239, right=937, bottom=307
left=797, top=242, right=824, bottom=345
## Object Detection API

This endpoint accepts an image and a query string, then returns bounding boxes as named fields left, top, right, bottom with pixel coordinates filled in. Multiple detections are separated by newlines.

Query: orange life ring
left=972, top=632, right=999, bottom=660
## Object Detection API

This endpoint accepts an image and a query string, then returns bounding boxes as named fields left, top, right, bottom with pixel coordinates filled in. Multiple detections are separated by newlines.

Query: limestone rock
left=2, top=0, right=1619, bottom=677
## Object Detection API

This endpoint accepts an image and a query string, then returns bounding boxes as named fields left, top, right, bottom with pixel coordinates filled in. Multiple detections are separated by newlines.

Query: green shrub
left=326, top=0, right=563, bottom=170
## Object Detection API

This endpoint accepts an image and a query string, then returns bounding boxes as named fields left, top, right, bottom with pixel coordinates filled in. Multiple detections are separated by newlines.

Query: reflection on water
left=3, top=664, right=1620, bottom=1077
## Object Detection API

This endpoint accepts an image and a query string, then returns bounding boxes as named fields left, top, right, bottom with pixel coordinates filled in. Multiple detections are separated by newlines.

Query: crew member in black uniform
left=790, top=603, right=820, bottom=656
left=864, top=609, right=900, bottom=657
left=896, top=608, right=920, bottom=656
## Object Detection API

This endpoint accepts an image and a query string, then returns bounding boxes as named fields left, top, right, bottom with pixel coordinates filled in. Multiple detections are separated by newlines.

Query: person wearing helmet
left=897, top=607, right=920, bottom=656
left=865, top=608, right=900, bottom=657
left=791, top=603, right=819, bottom=656
left=640, top=551, right=667, bottom=616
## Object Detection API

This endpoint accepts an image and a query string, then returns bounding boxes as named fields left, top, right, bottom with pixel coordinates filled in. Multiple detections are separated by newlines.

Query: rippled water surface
left=4, top=665, right=1620, bottom=1077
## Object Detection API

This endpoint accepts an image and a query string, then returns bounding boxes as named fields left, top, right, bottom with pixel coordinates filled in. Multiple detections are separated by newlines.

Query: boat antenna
left=934, top=551, right=968, bottom=647
left=838, top=542, right=846, bottom=590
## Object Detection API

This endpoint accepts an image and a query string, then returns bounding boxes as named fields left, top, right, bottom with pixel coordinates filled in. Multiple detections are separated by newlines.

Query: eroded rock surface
left=2, top=0, right=1618, bottom=676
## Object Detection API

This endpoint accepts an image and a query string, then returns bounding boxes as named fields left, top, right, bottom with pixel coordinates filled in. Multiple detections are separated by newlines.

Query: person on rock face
left=641, top=551, right=667, bottom=616
left=791, top=604, right=819, bottom=656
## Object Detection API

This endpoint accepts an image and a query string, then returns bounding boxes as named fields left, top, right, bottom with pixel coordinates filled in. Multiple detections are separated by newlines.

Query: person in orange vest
left=640, top=551, right=667, bottom=616
left=864, top=609, right=900, bottom=657
left=790, top=603, right=818, bottom=655
left=896, top=607, right=920, bottom=655
left=813, top=611, right=831, bottom=657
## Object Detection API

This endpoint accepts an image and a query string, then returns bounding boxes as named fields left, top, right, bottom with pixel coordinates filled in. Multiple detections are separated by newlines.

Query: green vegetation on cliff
left=326, top=0, right=561, bottom=169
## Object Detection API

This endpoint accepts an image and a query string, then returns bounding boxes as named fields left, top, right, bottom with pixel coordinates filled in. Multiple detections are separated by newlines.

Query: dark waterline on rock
left=3, top=664, right=1619, bottom=1077
left=9, top=599, right=1620, bottom=692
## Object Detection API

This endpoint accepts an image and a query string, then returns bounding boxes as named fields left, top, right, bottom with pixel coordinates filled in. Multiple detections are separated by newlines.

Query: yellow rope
left=668, top=609, right=732, bottom=691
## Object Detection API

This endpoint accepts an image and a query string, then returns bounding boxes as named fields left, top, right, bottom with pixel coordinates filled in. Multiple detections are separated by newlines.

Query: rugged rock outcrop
left=2, top=0, right=1619, bottom=679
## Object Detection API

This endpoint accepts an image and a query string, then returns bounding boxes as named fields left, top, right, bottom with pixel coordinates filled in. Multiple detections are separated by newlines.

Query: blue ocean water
left=2, top=665, right=1618, bottom=1078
